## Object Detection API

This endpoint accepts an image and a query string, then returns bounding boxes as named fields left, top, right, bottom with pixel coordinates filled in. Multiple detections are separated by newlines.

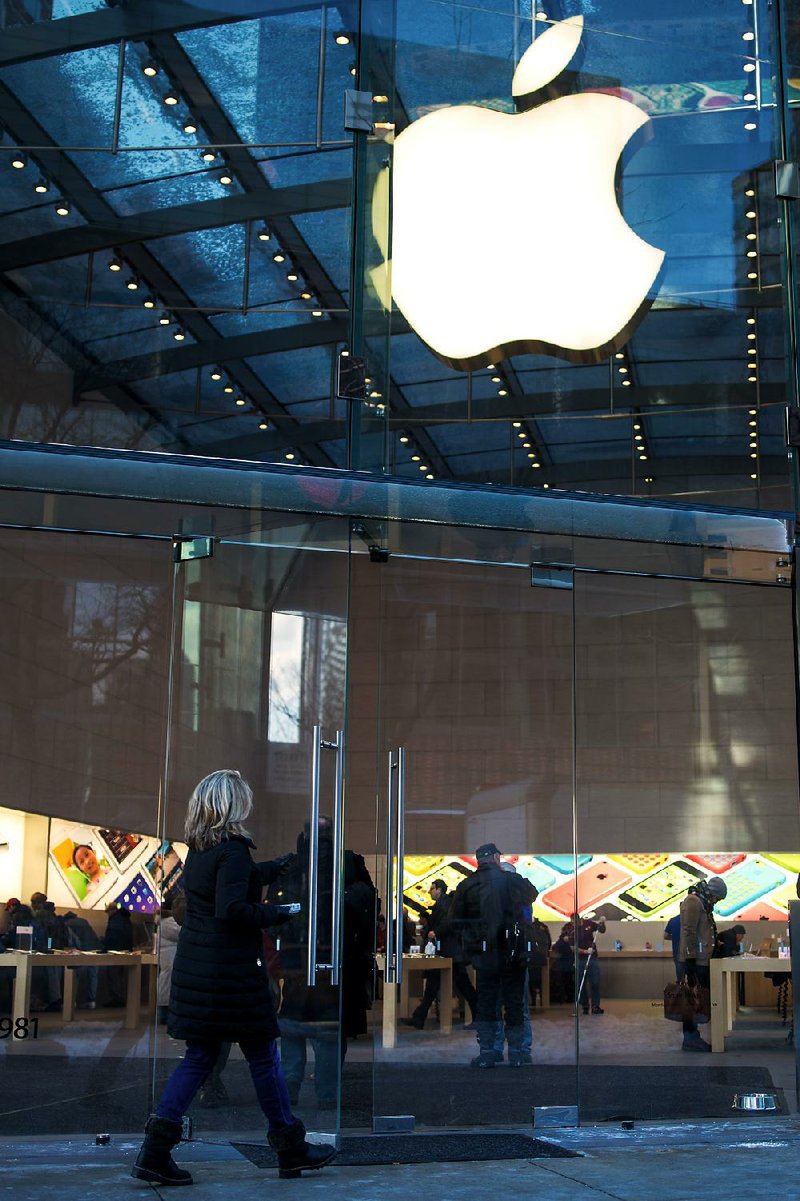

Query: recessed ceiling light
left=259, top=421, right=269, bottom=430
left=743, top=61, right=756, bottom=72
left=173, top=327, right=185, bottom=341
left=235, top=396, right=246, bottom=406
left=33, top=177, right=49, bottom=194
left=54, top=199, right=70, bottom=216
left=287, top=270, right=299, bottom=282
left=257, top=227, right=270, bottom=241
left=285, top=451, right=296, bottom=460
left=273, top=251, right=286, bottom=263
left=183, top=120, right=198, bottom=135
left=747, top=271, right=758, bottom=279
left=750, top=473, right=757, bottom=479
left=201, top=149, right=216, bottom=163
left=747, top=316, right=756, bottom=324
left=312, top=309, right=323, bottom=317
left=126, top=276, right=139, bottom=290
left=419, top=464, right=427, bottom=471
left=10, top=152, right=26, bottom=169
left=744, top=121, right=757, bottom=131
left=158, top=312, right=171, bottom=325
left=163, top=90, right=179, bottom=106
left=219, top=169, right=234, bottom=185
left=745, top=187, right=755, bottom=197
left=498, top=388, right=507, bottom=396
left=411, top=454, right=421, bottom=461
left=335, top=32, right=351, bottom=44
left=300, top=291, right=312, bottom=300
left=622, top=379, right=632, bottom=386
left=143, top=59, right=159, bottom=77
left=746, top=210, right=757, bottom=219
left=746, top=232, right=757, bottom=241
left=742, top=30, right=755, bottom=40
left=108, top=256, right=122, bottom=272
left=223, top=383, right=234, bottom=394
left=491, top=375, right=501, bottom=383
left=210, top=368, right=222, bottom=380
left=142, top=295, right=156, bottom=309
left=373, top=95, right=389, bottom=104
left=743, top=91, right=756, bottom=101
left=512, top=421, right=522, bottom=428
left=426, top=473, right=434, bottom=480
left=399, top=434, right=410, bottom=443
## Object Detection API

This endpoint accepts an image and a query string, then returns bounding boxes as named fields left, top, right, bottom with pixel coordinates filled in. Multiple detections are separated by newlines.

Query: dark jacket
left=168, top=835, right=288, bottom=1043
left=427, top=892, right=460, bottom=961
left=445, top=862, right=537, bottom=969
left=103, top=907, right=134, bottom=952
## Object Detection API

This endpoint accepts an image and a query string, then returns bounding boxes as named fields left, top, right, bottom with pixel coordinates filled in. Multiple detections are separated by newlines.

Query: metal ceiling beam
left=0, top=0, right=321, bottom=68
left=0, top=178, right=350, bottom=274
left=75, top=317, right=348, bottom=392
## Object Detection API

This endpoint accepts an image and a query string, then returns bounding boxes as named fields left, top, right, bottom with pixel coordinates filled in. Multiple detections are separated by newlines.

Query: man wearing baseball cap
left=446, top=843, right=537, bottom=1068
left=678, top=875, right=728, bottom=1052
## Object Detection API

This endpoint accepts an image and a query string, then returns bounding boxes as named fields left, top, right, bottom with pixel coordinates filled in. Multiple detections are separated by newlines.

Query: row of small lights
left=511, top=420, right=544, bottom=473
left=206, top=366, right=271, bottom=429
left=8, top=148, right=71, bottom=215
left=632, top=413, right=653, bottom=484
left=614, top=349, right=633, bottom=387
left=741, top=0, right=759, bottom=128
left=744, top=178, right=759, bottom=287
left=398, top=431, right=435, bottom=479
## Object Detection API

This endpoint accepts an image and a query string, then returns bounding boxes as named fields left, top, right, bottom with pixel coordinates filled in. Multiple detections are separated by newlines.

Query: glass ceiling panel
left=257, top=146, right=352, bottom=187
left=1, top=46, right=117, bottom=149
left=246, top=346, right=333, bottom=402
left=178, top=12, right=322, bottom=147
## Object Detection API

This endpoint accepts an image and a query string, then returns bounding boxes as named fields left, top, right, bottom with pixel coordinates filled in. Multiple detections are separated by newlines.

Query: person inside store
left=559, top=913, right=606, bottom=1015
left=528, top=915, right=552, bottom=1007
left=664, top=912, right=682, bottom=979
left=102, top=901, right=134, bottom=1007
left=62, top=907, right=102, bottom=1009
left=131, top=768, right=336, bottom=1186
left=678, top=875, right=728, bottom=1053
left=717, top=923, right=745, bottom=957
left=403, top=877, right=477, bottom=1030
left=445, top=842, right=537, bottom=1068
left=156, top=892, right=185, bottom=1027
left=550, top=924, right=575, bottom=1004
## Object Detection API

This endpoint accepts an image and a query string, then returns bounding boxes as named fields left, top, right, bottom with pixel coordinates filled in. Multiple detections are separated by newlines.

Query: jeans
left=493, top=967, right=532, bottom=1055
left=280, top=1032, right=339, bottom=1105
left=78, top=966, right=98, bottom=1004
left=578, top=954, right=600, bottom=1010
left=156, top=1039, right=293, bottom=1132
left=475, top=962, right=527, bottom=1053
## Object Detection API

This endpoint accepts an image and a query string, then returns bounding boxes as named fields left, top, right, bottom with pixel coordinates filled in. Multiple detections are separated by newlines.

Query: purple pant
left=157, top=1039, right=294, bottom=1132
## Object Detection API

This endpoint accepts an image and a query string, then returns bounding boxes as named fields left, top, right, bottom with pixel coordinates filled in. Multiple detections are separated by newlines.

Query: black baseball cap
left=476, top=842, right=501, bottom=860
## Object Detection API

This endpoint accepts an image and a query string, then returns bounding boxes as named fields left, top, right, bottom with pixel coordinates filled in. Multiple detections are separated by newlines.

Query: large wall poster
left=403, top=852, right=800, bottom=923
left=47, top=819, right=187, bottom=913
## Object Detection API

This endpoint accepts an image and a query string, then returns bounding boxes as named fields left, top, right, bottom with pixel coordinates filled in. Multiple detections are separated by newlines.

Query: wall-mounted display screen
left=403, top=853, right=800, bottom=922
left=47, top=818, right=186, bottom=913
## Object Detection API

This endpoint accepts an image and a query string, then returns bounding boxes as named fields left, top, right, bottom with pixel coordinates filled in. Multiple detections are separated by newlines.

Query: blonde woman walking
left=132, top=769, right=336, bottom=1184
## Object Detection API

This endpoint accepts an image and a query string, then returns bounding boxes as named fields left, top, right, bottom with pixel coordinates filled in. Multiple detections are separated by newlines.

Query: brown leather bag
left=664, top=980, right=711, bottom=1024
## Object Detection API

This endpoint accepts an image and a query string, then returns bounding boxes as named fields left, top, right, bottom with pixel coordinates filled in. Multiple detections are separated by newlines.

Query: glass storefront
left=0, top=449, right=796, bottom=1137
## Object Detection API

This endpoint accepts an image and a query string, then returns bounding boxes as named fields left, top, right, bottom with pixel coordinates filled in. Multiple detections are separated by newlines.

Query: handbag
left=664, top=979, right=711, bottom=1024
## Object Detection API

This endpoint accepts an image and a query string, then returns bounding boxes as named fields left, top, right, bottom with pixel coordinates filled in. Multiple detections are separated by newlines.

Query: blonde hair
left=184, top=769, right=253, bottom=851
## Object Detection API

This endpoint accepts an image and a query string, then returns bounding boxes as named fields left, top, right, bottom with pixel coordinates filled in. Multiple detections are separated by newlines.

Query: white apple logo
left=384, top=15, right=665, bottom=370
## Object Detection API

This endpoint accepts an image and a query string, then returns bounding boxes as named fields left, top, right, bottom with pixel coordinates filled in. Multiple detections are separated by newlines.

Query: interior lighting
left=235, top=396, right=246, bottom=406
left=312, top=310, right=323, bottom=317
left=158, top=311, right=171, bottom=325
left=634, top=433, right=643, bottom=441
left=744, top=121, right=757, bottom=131
left=335, top=32, right=351, bottom=44
left=746, top=250, right=757, bottom=259
left=498, top=388, right=507, bottom=396
left=747, top=331, right=756, bottom=339
left=615, top=352, right=625, bottom=359
left=33, top=177, right=49, bottom=194
left=219, top=168, right=234, bottom=185
left=749, top=408, right=757, bottom=415
left=223, top=383, right=234, bottom=394
left=285, top=451, right=296, bottom=460
left=747, top=271, right=758, bottom=279
left=259, top=421, right=269, bottom=430
left=287, top=269, right=299, bottom=282
left=745, top=187, right=755, bottom=197
left=750, top=452, right=757, bottom=459
left=487, top=364, right=496, bottom=369
left=201, top=149, right=217, bottom=163
left=426, top=473, right=434, bottom=479
left=746, top=210, right=757, bottom=219
left=743, top=91, right=756, bottom=101
left=173, top=327, right=186, bottom=341
left=54, top=199, right=70, bottom=216
left=746, top=232, right=757, bottom=241
left=183, top=120, right=198, bottom=135
left=750, top=441, right=758, bottom=449
left=126, top=276, right=139, bottom=291
left=300, top=291, right=313, bottom=301
left=742, top=30, right=755, bottom=40
left=618, top=366, right=628, bottom=374
left=512, top=421, right=522, bottom=428
left=143, top=59, right=159, bottom=77
left=749, top=419, right=757, bottom=426
left=349, top=64, right=357, bottom=77
left=747, top=316, right=756, bottom=324
left=419, top=464, right=427, bottom=471
left=491, top=375, right=502, bottom=383
left=639, top=453, right=647, bottom=460
left=163, top=90, right=180, bottom=106
left=108, top=256, right=122, bottom=272
left=748, top=377, right=757, bottom=383
left=399, top=434, right=410, bottom=443
left=750, top=473, right=757, bottom=479
left=369, top=389, right=382, bottom=398
left=273, top=250, right=286, bottom=263
left=373, top=95, right=389, bottom=104
left=621, top=378, right=632, bottom=386
left=142, top=295, right=156, bottom=309
left=411, top=453, right=421, bottom=461
left=542, top=483, right=549, bottom=488
left=517, top=431, right=526, bottom=439
left=10, top=152, right=26, bottom=169
left=210, top=367, right=223, bottom=381
left=257, top=226, right=271, bottom=241
left=743, top=61, right=756, bottom=72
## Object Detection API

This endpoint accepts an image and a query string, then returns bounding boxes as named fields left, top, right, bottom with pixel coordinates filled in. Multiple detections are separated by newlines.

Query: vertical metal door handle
left=329, top=729, right=344, bottom=986
left=384, top=751, right=397, bottom=984
left=306, top=725, right=322, bottom=986
left=394, top=747, right=406, bottom=986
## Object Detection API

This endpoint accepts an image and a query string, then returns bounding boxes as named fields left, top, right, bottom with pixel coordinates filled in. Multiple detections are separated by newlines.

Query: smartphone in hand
left=273, top=902, right=301, bottom=916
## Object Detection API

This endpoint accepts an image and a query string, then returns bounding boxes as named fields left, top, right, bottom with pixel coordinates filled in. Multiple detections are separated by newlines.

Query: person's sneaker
left=77, top=1001, right=96, bottom=1010
left=591, top=1007, right=605, bottom=1015
left=508, top=1052, right=533, bottom=1068
left=682, top=1033, right=711, bottom=1052
left=470, top=1051, right=502, bottom=1069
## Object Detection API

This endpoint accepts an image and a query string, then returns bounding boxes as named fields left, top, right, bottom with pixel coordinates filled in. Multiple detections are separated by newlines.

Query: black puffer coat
left=168, top=835, right=287, bottom=1043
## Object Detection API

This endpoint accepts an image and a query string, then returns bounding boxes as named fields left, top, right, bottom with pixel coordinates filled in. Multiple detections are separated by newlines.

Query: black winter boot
left=131, top=1115, right=193, bottom=1186
left=268, top=1119, right=337, bottom=1179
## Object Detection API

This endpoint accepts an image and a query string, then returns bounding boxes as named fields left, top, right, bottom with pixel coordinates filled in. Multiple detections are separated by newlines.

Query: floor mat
left=232, top=1132, right=579, bottom=1167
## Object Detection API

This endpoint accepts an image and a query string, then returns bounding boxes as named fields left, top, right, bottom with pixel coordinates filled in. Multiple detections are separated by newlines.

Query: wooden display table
left=376, top=954, right=453, bottom=1049
left=4, top=950, right=144, bottom=1031
left=710, top=956, right=791, bottom=1052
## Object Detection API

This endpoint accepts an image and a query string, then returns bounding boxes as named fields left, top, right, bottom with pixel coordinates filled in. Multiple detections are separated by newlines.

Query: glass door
left=349, top=541, right=578, bottom=1131
left=153, top=515, right=352, bottom=1138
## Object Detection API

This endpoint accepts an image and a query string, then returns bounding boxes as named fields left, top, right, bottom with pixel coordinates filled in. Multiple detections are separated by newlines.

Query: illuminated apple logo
left=385, top=15, right=665, bottom=370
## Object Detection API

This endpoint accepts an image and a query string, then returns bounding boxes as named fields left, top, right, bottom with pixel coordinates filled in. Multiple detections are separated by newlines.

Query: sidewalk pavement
left=3, top=1119, right=798, bottom=1201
